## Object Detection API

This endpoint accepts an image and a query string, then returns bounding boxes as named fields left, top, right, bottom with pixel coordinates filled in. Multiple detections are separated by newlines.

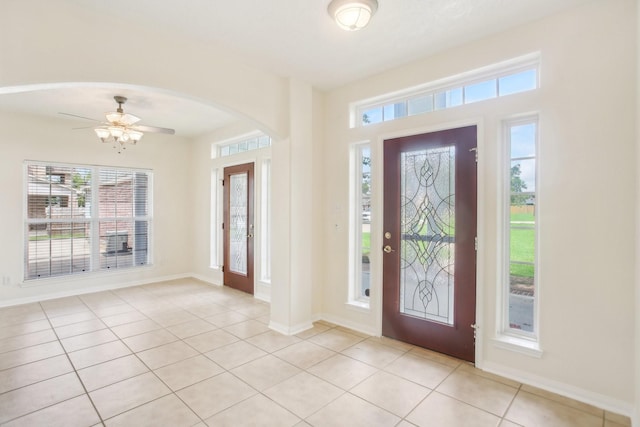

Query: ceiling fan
left=60, top=95, right=175, bottom=153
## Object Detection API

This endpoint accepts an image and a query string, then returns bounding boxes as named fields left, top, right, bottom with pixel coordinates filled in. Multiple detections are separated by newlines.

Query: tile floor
left=0, top=279, right=632, bottom=427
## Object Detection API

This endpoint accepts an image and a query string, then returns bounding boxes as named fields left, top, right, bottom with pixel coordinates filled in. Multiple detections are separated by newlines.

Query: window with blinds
left=25, top=162, right=152, bottom=280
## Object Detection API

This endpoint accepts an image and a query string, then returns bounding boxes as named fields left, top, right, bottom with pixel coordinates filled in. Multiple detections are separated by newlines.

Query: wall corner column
left=269, top=79, right=316, bottom=334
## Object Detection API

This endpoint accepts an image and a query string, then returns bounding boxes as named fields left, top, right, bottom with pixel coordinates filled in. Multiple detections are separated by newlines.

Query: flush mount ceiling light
left=328, top=0, right=378, bottom=31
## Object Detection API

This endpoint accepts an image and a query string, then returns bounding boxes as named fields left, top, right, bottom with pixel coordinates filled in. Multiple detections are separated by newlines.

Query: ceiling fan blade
left=72, top=125, right=96, bottom=130
left=133, top=125, right=176, bottom=135
left=58, top=112, right=102, bottom=122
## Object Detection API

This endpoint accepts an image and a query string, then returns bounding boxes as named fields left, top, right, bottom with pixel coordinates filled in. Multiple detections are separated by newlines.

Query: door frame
left=371, top=122, right=484, bottom=366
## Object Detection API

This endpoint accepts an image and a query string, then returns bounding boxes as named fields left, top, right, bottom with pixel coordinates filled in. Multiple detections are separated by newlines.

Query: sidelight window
left=503, top=117, right=538, bottom=339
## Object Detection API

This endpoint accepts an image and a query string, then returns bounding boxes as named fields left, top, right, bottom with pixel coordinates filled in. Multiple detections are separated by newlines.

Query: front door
left=223, top=163, right=255, bottom=294
left=382, top=126, right=477, bottom=362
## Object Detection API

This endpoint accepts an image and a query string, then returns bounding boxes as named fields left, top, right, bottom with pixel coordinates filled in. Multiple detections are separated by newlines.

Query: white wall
left=0, top=112, right=193, bottom=303
left=323, top=0, right=636, bottom=416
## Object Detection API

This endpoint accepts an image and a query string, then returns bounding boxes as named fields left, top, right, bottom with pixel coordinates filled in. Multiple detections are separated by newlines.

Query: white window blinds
left=25, top=162, right=152, bottom=280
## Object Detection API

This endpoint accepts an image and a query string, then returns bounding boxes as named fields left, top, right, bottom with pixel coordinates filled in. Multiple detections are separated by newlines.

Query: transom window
left=218, top=134, right=271, bottom=158
left=25, top=162, right=152, bottom=280
left=356, top=54, right=539, bottom=127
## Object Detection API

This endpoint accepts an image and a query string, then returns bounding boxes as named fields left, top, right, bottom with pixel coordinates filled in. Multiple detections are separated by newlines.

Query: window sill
left=492, top=334, right=543, bottom=358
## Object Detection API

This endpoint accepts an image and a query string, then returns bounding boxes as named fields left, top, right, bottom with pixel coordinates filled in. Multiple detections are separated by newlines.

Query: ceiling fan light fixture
left=94, top=127, right=110, bottom=142
left=108, top=126, right=124, bottom=141
left=128, top=130, right=143, bottom=143
left=328, top=0, right=378, bottom=31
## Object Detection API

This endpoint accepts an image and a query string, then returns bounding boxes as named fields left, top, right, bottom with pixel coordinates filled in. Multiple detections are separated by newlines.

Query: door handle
left=383, top=245, right=395, bottom=253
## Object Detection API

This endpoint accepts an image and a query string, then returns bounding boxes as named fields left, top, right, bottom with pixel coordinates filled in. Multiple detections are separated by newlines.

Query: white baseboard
left=0, top=272, right=194, bottom=308
left=269, top=319, right=313, bottom=336
left=482, top=361, right=635, bottom=421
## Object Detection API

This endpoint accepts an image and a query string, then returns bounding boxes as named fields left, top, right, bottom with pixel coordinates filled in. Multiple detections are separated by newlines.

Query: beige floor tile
left=223, top=319, right=271, bottom=339
left=456, top=363, right=521, bottom=388
left=505, top=390, right=603, bottom=427
left=364, top=335, right=415, bottom=352
left=409, top=346, right=464, bottom=369
left=177, top=372, right=257, bottom=419
left=136, top=340, right=199, bottom=369
left=0, top=354, right=73, bottom=394
left=294, top=323, right=331, bottom=339
left=0, top=329, right=57, bottom=353
left=308, top=328, right=365, bottom=352
left=186, top=302, right=229, bottom=318
left=273, top=340, right=336, bottom=369
left=68, top=340, right=131, bottom=369
left=148, top=310, right=198, bottom=327
left=264, top=372, right=343, bottom=418
left=79, top=291, right=125, bottom=309
left=0, top=372, right=85, bottom=424
left=154, top=354, right=224, bottom=391
left=520, top=384, right=603, bottom=417
left=385, top=352, right=454, bottom=389
left=205, top=340, right=267, bottom=369
left=605, top=421, right=630, bottom=427
left=436, top=370, right=518, bottom=417
left=110, top=318, right=162, bottom=339
left=205, top=394, right=300, bottom=427
left=350, top=370, right=431, bottom=417
left=90, top=372, right=171, bottom=419
left=167, top=318, right=218, bottom=339
left=246, top=330, right=302, bottom=353
left=307, top=392, right=400, bottom=427
left=605, top=411, right=632, bottom=426
left=105, top=394, right=200, bottom=427
left=498, top=420, right=522, bottom=427
left=122, top=328, right=178, bottom=352
left=48, top=310, right=97, bottom=327
left=54, top=318, right=107, bottom=339
left=407, top=391, right=501, bottom=427
left=255, top=314, right=271, bottom=324
left=60, top=328, right=119, bottom=352
left=231, top=354, right=301, bottom=391
left=101, top=310, right=148, bottom=327
left=184, top=329, right=239, bottom=353
left=396, top=421, right=419, bottom=427
left=92, top=303, right=137, bottom=318
left=0, top=304, right=45, bottom=326
left=234, top=303, right=271, bottom=319
left=341, top=339, right=405, bottom=368
left=77, top=354, right=149, bottom=391
left=205, top=311, right=250, bottom=327
left=0, top=319, right=52, bottom=340
left=2, top=395, right=100, bottom=427
left=308, top=353, right=378, bottom=390
left=0, top=340, right=65, bottom=370
left=40, top=297, right=89, bottom=317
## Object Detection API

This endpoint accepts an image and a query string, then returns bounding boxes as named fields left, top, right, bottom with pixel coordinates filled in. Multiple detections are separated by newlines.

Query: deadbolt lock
left=384, top=232, right=391, bottom=239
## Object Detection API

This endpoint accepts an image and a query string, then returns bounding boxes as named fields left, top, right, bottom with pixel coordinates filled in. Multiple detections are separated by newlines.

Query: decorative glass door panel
left=400, top=147, right=455, bottom=325
left=383, top=126, right=477, bottom=362
left=229, top=173, right=248, bottom=275
left=223, top=163, right=254, bottom=294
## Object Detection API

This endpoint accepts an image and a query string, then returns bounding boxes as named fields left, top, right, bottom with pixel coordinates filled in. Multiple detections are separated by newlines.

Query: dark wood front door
left=382, top=126, right=477, bottom=362
left=223, top=163, right=254, bottom=294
